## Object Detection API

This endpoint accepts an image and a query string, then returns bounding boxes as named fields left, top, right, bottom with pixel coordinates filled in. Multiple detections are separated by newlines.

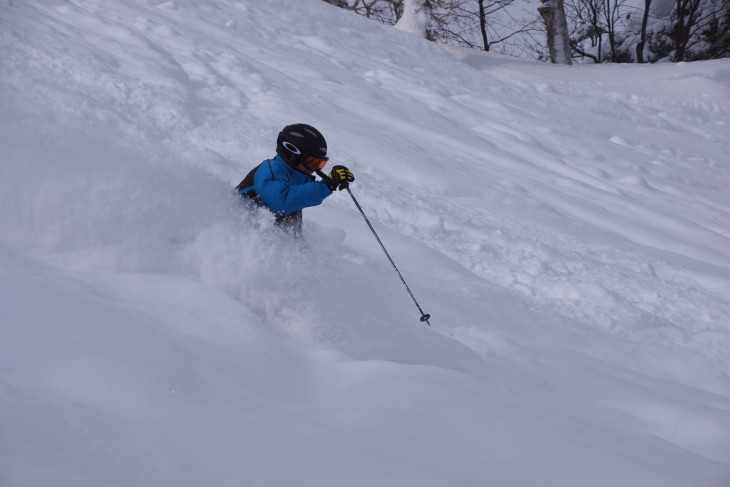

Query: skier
left=236, top=123, right=355, bottom=234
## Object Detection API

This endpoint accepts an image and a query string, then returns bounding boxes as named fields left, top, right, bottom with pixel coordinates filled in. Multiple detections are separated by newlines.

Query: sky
left=1, top=0, right=730, bottom=486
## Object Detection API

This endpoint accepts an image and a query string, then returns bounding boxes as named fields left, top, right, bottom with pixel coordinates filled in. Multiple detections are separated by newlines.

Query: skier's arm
left=255, top=164, right=332, bottom=215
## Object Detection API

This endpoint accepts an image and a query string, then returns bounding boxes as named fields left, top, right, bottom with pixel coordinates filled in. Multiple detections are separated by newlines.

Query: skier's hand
left=326, top=165, right=355, bottom=191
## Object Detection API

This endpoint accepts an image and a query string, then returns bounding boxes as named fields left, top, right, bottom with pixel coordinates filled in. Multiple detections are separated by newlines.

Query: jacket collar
left=275, top=154, right=315, bottom=180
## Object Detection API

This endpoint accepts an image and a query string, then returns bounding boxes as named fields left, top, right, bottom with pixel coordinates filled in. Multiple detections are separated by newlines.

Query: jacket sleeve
left=254, top=161, right=332, bottom=215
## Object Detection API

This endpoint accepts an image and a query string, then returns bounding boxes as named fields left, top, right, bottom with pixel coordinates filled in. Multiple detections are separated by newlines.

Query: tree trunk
left=539, top=0, right=573, bottom=64
left=605, top=0, right=617, bottom=60
left=478, top=0, right=490, bottom=51
left=636, top=0, right=652, bottom=63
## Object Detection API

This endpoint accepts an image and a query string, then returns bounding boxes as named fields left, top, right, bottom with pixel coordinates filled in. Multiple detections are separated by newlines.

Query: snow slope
left=1, top=0, right=730, bottom=485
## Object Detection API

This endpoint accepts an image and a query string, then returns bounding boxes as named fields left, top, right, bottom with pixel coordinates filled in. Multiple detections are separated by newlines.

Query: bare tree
left=671, top=0, right=729, bottom=61
left=704, top=1, right=730, bottom=58
left=565, top=0, right=604, bottom=62
left=341, top=0, right=403, bottom=24
left=565, top=0, right=632, bottom=62
left=427, top=0, right=541, bottom=53
left=539, top=0, right=573, bottom=63
left=327, top=0, right=543, bottom=55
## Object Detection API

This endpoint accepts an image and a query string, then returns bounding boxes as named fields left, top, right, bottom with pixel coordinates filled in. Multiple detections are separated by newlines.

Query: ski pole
left=318, top=170, right=431, bottom=326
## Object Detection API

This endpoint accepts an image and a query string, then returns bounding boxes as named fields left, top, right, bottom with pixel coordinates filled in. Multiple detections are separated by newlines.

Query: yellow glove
left=326, top=165, right=355, bottom=191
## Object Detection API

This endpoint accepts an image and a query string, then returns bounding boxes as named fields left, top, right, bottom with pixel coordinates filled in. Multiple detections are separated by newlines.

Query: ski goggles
left=304, top=154, right=329, bottom=170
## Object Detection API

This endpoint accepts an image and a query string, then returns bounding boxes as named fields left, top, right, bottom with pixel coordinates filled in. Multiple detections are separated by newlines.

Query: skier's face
left=302, top=154, right=328, bottom=172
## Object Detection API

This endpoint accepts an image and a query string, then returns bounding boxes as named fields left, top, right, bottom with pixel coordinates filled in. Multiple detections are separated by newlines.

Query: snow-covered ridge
left=1, top=1, right=729, bottom=485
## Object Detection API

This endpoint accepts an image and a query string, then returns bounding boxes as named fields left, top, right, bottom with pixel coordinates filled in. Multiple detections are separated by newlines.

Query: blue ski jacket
left=238, top=154, right=333, bottom=217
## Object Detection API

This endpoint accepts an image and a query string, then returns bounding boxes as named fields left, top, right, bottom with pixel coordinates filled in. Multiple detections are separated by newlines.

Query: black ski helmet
left=276, top=123, right=327, bottom=165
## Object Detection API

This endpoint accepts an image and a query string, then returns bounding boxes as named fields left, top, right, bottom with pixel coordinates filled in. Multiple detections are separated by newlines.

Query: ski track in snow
left=1, top=0, right=730, bottom=485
